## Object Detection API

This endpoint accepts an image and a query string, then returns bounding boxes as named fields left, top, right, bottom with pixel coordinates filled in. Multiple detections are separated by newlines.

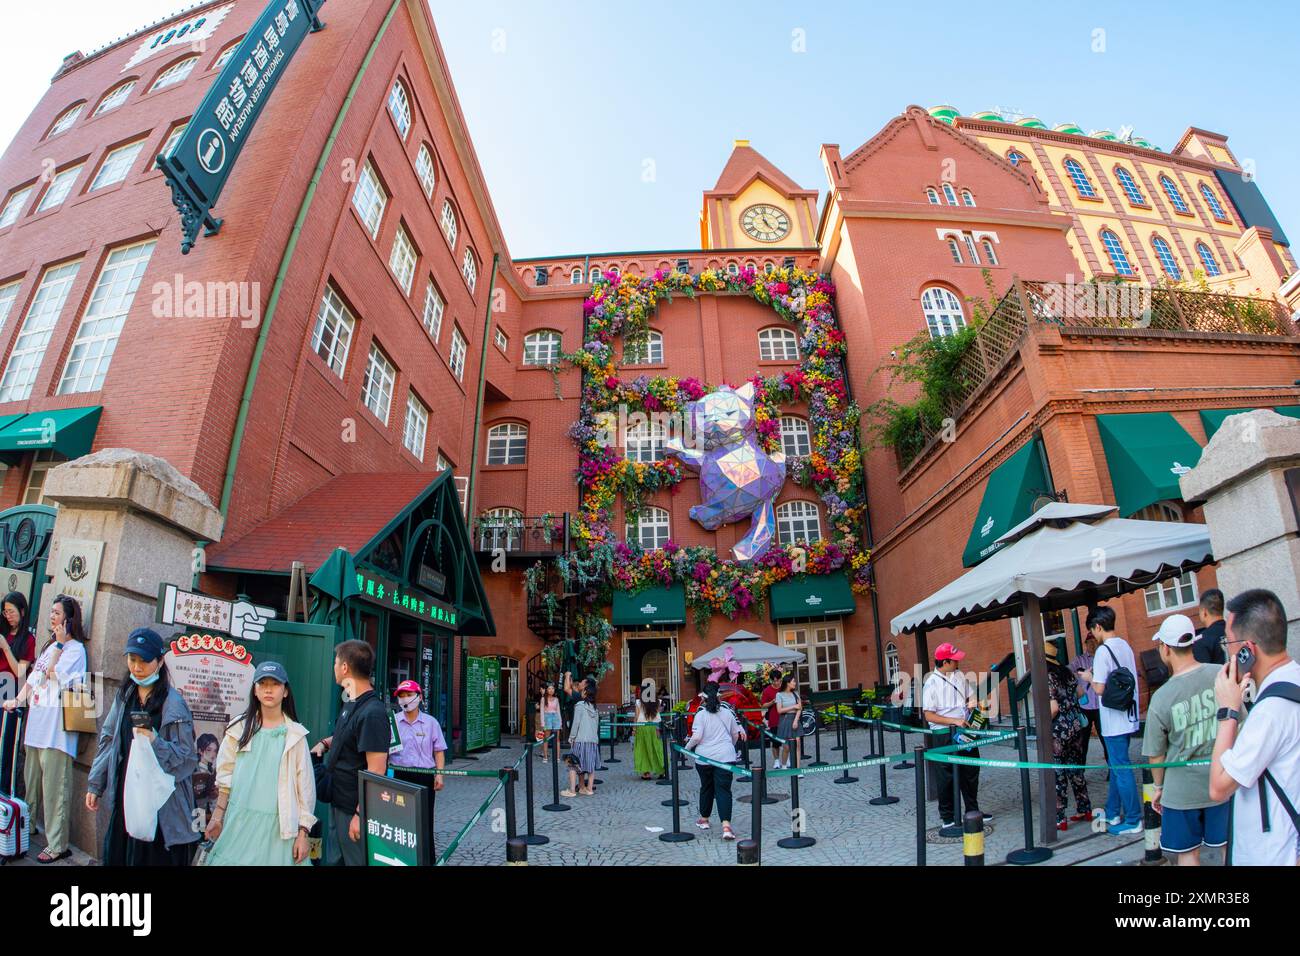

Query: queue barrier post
left=499, top=768, right=522, bottom=865
left=1005, top=726, right=1052, bottom=865
left=831, top=709, right=846, bottom=753
left=869, top=717, right=899, bottom=806
left=775, top=738, right=815, bottom=849
left=914, top=744, right=927, bottom=867
left=810, top=708, right=827, bottom=767
left=656, top=719, right=673, bottom=787
left=1141, top=769, right=1165, bottom=866
left=894, top=727, right=914, bottom=771
left=521, top=710, right=549, bottom=843
left=756, top=726, right=779, bottom=805
left=659, top=745, right=694, bottom=843
left=833, top=712, right=859, bottom=785
left=738, top=764, right=762, bottom=866
left=542, top=735, right=570, bottom=813
left=660, top=719, right=688, bottom=808
left=605, top=714, right=620, bottom=764
left=962, top=809, right=985, bottom=866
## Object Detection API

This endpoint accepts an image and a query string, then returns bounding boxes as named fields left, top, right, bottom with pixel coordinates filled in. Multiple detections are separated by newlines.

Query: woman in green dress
left=632, top=695, right=664, bottom=780
left=204, top=661, right=316, bottom=866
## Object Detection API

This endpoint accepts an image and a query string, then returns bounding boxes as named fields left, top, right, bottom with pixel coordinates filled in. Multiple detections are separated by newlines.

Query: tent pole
left=1020, top=593, right=1058, bottom=845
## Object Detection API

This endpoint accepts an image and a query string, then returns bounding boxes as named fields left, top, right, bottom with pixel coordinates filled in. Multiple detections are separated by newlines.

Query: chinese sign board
left=359, top=771, right=429, bottom=866
left=157, top=583, right=276, bottom=642
left=464, top=656, right=500, bottom=752
left=49, top=538, right=104, bottom=632
left=165, top=633, right=255, bottom=826
left=123, top=4, right=235, bottom=71
left=157, top=0, right=327, bottom=253
left=354, top=568, right=458, bottom=630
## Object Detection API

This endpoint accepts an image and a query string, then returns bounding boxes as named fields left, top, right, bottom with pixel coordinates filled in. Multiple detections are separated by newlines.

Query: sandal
left=37, top=849, right=71, bottom=864
left=560, top=789, right=577, bottom=798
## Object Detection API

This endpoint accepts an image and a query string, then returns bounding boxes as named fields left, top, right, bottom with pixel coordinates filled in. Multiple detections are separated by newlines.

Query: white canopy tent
left=691, top=629, right=806, bottom=671
left=890, top=502, right=1214, bottom=844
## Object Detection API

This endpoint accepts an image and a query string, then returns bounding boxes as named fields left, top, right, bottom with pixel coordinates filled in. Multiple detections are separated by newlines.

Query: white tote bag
left=123, top=733, right=175, bottom=841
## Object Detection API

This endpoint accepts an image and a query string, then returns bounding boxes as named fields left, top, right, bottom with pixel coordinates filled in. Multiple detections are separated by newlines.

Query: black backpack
left=1099, top=643, right=1137, bottom=717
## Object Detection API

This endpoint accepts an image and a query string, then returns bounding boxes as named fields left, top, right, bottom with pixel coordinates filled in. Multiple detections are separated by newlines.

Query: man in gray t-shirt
left=1141, top=613, right=1225, bottom=865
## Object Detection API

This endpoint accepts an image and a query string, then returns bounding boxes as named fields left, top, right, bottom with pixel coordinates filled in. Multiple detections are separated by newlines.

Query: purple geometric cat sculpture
left=666, top=383, right=786, bottom=561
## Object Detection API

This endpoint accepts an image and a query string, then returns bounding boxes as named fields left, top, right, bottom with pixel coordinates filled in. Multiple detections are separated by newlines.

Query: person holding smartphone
left=1209, top=589, right=1300, bottom=866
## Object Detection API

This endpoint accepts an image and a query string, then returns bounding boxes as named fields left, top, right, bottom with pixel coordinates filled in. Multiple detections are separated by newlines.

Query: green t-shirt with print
left=1141, top=663, right=1220, bottom=810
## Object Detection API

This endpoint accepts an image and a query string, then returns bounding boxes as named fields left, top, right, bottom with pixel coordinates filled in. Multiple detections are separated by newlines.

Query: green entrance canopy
left=612, top=584, right=686, bottom=626
left=961, top=438, right=1049, bottom=568
left=1199, top=406, right=1300, bottom=440
left=1096, top=413, right=1202, bottom=517
left=0, top=406, right=102, bottom=462
left=769, top=571, right=856, bottom=621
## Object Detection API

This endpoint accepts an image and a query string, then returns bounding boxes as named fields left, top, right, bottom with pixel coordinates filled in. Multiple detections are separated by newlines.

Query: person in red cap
left=922, top=642, right=991, bottom=829
left=388, top=680, right=446, bottom=862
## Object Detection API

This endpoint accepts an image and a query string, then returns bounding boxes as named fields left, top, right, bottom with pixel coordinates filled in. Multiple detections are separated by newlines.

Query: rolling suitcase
left=0, top=707, right=21, bottom=796
left=0, top=709, right=27, bottom=862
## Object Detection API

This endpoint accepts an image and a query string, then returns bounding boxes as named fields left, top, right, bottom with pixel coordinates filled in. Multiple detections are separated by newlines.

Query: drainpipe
left=218, top=0, right=401, bottom=518
left=458, top=251, right=499, bottom=757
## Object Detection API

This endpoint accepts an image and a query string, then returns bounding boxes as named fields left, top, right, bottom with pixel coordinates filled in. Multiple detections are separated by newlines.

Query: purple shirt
left=390, top=710, right=447, bottom=769
left=1069, top=652, right=1099, bottom=710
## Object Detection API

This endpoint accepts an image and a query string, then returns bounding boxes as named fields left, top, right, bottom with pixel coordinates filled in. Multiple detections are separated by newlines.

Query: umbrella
left=691, top=629, right=806, bottom=670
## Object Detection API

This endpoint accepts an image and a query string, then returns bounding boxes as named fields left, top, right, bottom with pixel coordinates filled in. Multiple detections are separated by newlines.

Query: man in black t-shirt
left=1193, top=588, right=1227, bottom=666
left=311, top=640, right=390, bottom=866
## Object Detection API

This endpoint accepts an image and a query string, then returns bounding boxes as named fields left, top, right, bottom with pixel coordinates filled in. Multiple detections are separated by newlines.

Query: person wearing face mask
left=388, top=680, right=445, bottom=859
left=86, top=627, right=199, bottom=866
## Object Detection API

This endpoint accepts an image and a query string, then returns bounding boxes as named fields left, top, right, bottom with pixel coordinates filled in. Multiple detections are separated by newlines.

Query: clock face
left=740, top=204, right=791, bottom=243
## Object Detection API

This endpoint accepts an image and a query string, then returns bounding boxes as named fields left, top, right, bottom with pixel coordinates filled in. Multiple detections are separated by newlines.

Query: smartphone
left=1236, top=643, right=1256, bottom=675
left=129, top=711, right=152, bottom=730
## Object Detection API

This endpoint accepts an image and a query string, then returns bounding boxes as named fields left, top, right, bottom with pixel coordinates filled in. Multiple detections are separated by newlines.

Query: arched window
left=609, top=265, right=620, bottom=278
left=150, top=56, right=198, bottom=92
left=589, top=266, right=601, bottom=283
left=387, top=80, right=412, bottom=140
left=212, top=43, right=239, bottom=72
left=47, top=103, right=83, bottom=138
left=1195, top=242, right=1221, bottom=277
left=1100, top=229, right=1135, bottom=276
left=921, top=286, right=965, bottom=338
left=570, top=267, right=583, bottom=284
left=415, top=144, right=436, bottom=198
left=1151, top=235, right=1181, bottom=280
left=745, top=260, right=757, bottom=272
left=758, top=327, right=800, bottom=361
left=627, top=506, right=670, bottom=550
left=962, top=234, right=980, bottom=264
left=486, top=423, right=527, bottom=465
left=776, top=501, right=822, bottom=545
left=1114, top=166, right=1146, bottom=206
left=440, top=199, right=457, bottom=246
left=1006, top=150, right=1025, bottom=167
left=1199, top=183, right=1229, bottom=222
left=1063, top=158, right=1097, bottom=198
left=479, top=507, right=522, bottom=552
left=941, top=183, right=958, bottom=205
left=981, top=239, right=998, bottom=266
left=726, top=262, right=740, bottom=277
left=462, top=248, right=478, bottom=292
left=946, top=238, right=963, bottom=264
left=926, top=188, right=940, bottom=205
left=764, top=262, right=776, bottom=275
left=961, top=189, right=975, bottom=207
left=523, top=330, right=562, bottom=365
left=779, top=416, right=811, bottom=458
left=625, top=419, right=666, bottom=463
left=93, top=80, right=136, bottom=116
left=352, top=161, right=387, bottom=238
left=625, top=330, right=663, bottom=365
left=1159, top=175, right=1189, bottom=213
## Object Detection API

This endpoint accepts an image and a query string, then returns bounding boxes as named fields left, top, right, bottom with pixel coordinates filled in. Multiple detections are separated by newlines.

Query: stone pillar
left=1180, top=410, right=1300, bottom=655
left=39, top=449, right=224, bottom=856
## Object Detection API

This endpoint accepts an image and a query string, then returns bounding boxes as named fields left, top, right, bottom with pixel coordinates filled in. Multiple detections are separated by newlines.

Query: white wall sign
left=49, top=539, right=104, bottom=632
left=123, top=3, right=235, bottom=71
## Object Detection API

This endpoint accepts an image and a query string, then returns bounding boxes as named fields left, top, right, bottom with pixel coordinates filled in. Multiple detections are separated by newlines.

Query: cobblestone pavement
left=435, top=726, right=1160, bottom=867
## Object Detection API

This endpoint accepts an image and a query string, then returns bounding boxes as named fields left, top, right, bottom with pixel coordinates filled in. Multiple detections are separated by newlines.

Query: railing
left=896, top=279, right=1296, bottom=470
left=473, top=514, right=568, bottom=555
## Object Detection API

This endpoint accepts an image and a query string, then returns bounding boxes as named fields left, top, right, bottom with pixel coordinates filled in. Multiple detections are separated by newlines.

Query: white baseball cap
left=1152, top=613, right=1197, bottom=648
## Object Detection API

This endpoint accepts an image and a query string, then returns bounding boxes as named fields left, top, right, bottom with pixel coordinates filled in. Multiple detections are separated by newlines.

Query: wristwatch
left=1216, top=707, right=1240, bottom=722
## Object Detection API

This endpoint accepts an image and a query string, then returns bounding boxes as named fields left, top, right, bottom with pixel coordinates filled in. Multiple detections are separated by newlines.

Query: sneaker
left=1056, top=819, right=1069, bottom=832
left=940, top=820, right=956, bottom=829
left=979, top=811, right=993, bottom=822
left=1105, top=814, right=1122, bottom=826
left=1107, top=822, right=1142, bottom=835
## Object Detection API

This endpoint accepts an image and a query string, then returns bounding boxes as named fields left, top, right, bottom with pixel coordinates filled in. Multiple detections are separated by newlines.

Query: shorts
left=543, top=711, right=562, bottom=731
left=1160, top=803, right=1229, bottom=853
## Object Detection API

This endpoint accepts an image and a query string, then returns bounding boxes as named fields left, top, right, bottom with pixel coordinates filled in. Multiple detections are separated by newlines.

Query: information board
left=358, top=770, right=428, bottom=866
left=465, top=656, right=486, bottom=751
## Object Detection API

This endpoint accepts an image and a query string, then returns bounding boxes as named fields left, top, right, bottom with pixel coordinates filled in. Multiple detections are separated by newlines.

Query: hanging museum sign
left=157, top=0, right=327, bottom=253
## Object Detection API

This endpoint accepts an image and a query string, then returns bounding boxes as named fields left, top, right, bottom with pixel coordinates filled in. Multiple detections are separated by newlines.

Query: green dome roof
left=1130, top=136, right=1154, bottom=150
left=971, top=110, right=1005, bottom=122
left=1091, top=129, right=1119, bottom=142
left=928, top=105, right=961, bottom=124
left=1053, top=122, right=1084, bottom=135
left=1015, top=116, right=1047, bottom=129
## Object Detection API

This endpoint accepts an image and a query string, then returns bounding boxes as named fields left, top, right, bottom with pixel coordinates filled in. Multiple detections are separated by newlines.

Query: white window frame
left=89, top=140, right=146, bottom=191
left=462, top=248, right=477, bottom=292
left=23, top=450, right=67, bottom=506
left=885, top=642, right=901, bottom=688
left=758, top=326, right=799, bottom=362
left=946, top=238, right=963, bottom=264
left=1199, top=182, right=1229, bottom=222
left=35, top=165, right=83, bottom=213
left=479, top=507, right=522, bottom=551
left=494, top=327, right=508, bottom=353
left=449, top=328, right=467, bottom=380
left=436, top=453, right=450, bottom=472
left=926, top=187, right=940, bottom=204
left=0, top=260, right=82, bottom=403
left=571, top=268, right=583, bottom=284
left=422, top=280, right=444, bottom=341
left=160, top=122, right=189, bottom=159
left=403, top=391, right=428, bottom=460
left=1160, top=175, right=1189, bottom=214
left=310, top=284, right=354, bottom=378
left=625, top=419, right=666, bottom=463
left=361, top=343, right=397, bottom=425
left=48, top=104, right=83, bottom=138
left=0, top=281, right=22, bottom=335
left=981, top=239, right=999, bottom=266
left=0, top=187, right=32, bottom=228
left=921, top=286, right=966, bottom=338
left=962, top=233, right=981, bottom=265
left=627, top=506, right=670, bottom=550
left=486, top=423, right=527, bottom=466
left=588, top=267, right=601, bottom=283
left=961, top=189, right=975, bottom=207
left=523, top=330, right=561, bottom=366
left=726, top=262, right=739, bottom=277
left=1196, top=242, right=1221, bottom=277
left=93, top=80, right=136, bottom=116
left=415, top=144, right=436, bottom=198
left=1146, top=570, right=1198, bottom=616
left=352, top=161, right=387, bottom=239
left=776, top=500, right=822, bottom=545
left=624, top=330, right=663, bottom=365
left=941, top=183, right=958, bottom=205
left=212, top=45, right=239, bottom=72
left=440, top=200, right=458, bottom=247
left=780, top=620, right=846, bottom=692
left=388, top=225, right=417, bottom=295
left=150, top=56, right=198, bottom=92
left=779, top=416, right=811, bottom=459
left=58, top=240, right=156, bottom=394
left=387, top=80, right=412, bottom=140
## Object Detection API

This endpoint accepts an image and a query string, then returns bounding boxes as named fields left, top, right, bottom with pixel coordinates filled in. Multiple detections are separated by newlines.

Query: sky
left=2, top=0, right=1296, bottom=259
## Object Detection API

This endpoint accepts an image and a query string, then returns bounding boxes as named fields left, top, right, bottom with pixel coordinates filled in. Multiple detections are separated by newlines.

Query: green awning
left=0, top=406, right=102, bottom=461
left=961, top=438, right=1049, bottom=567
left=1096, top=413, right=1202, bottom=517
left=612, top=584, right=686, bottom=626
left=769, top=571, right=856, bottom=621
left=1199, top=406, right=1300, bottom=440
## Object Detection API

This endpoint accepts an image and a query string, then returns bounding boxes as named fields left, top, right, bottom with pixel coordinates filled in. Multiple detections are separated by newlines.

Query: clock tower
left=700, top=140, right=819, bottom=249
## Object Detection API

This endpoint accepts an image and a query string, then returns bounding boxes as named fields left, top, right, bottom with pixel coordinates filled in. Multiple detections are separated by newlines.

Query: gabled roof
left=708, top=141, right=817, bottom=198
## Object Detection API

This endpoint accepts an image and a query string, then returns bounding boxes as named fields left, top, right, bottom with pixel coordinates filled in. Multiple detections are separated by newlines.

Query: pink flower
left=605, top=376, right=621, bottom=390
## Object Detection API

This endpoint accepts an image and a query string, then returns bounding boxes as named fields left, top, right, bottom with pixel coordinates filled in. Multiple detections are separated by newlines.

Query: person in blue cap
left=86, top=627, right=199, bottom=865
left=205, top=659, right=316, bottom=866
